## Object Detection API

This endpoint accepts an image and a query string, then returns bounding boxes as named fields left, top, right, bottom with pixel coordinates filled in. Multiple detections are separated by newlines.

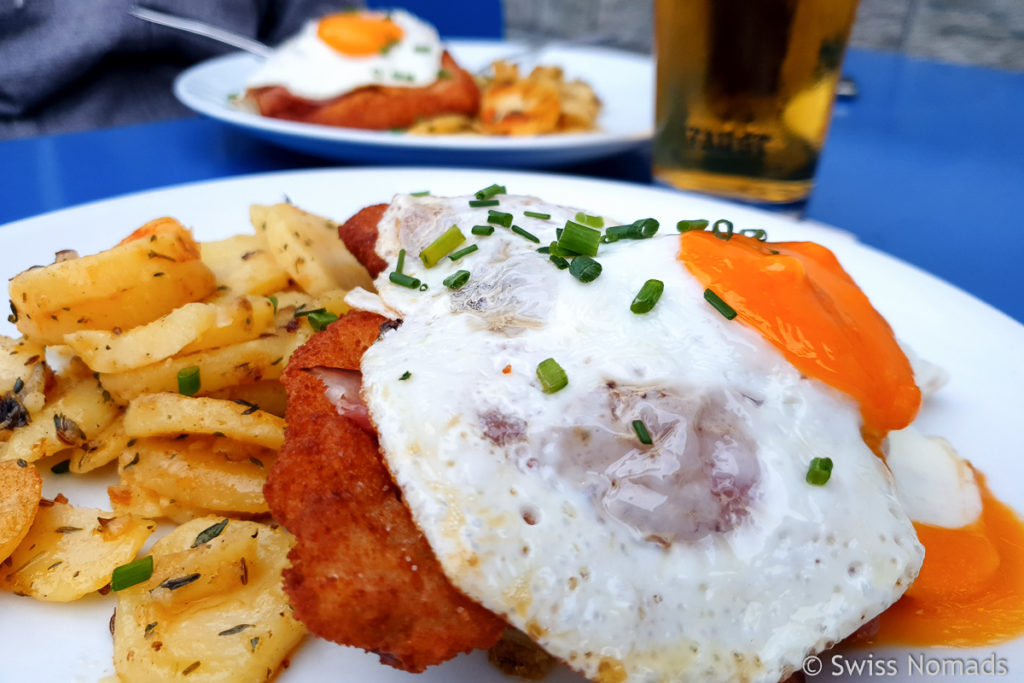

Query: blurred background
left=507, top=0, right=1024, bottom=70
left=2, top=0, right=1021, bottom=140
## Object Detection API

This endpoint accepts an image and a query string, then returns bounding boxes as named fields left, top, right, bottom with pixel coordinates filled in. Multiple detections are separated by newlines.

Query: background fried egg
left=355, top=194, right=924, bottom=682
left=245, top=10, right=443, bottom=100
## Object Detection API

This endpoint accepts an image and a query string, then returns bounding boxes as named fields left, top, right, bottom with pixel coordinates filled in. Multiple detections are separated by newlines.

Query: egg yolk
left=678, top=231, right=921, bottom=436
left=869, top=469, right=1024, bottom=646
left=317, top=13, right=404, bottom=57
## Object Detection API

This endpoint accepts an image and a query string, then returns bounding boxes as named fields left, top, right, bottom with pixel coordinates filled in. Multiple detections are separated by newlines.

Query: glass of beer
left=653, top=0, right=860, bottom=205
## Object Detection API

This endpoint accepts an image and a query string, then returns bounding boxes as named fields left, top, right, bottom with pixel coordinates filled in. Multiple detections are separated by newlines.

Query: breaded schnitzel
left=247, top=52, right=479, bottom=131
left=264, top=310, right=505, bottom=672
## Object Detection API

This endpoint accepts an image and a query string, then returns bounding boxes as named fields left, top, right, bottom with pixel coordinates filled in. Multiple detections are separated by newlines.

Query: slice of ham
left=312, top=367, right=374, bottom=433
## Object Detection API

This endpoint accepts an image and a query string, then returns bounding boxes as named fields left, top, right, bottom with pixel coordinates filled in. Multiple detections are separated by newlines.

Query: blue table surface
left=1, top=48, right=1022, bottom=324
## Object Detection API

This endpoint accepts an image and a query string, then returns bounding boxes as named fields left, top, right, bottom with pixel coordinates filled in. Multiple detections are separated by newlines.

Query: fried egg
left=245, top=10, right=443, bottom=100
left=353, top=193, right=925, bottom=682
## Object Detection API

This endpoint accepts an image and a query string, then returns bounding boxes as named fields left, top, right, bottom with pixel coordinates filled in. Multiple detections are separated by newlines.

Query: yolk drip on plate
left=678, top=231, right=921, bottom=437
left=317, top=12, right=404, bottom=56
left=871, top=469, right=1024, bottom=646
left=680, top=231, right=1024, bottom=646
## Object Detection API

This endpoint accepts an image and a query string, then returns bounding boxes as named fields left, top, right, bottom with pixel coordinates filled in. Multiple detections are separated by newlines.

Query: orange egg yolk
left=317, top=13, right=403, bottom=57
left=869, top=469, right=1024, bottom=646
left=678, top=231, right=921, bottom=436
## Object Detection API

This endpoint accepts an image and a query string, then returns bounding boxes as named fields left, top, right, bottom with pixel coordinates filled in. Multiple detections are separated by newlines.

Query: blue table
left=1, top=48, right=1022, bottom=323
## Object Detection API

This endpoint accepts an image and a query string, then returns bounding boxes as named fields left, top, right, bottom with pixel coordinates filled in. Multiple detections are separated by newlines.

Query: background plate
left=1, top=168, right=1022, bottom=682
left=174, top=41, right=653, bottom=167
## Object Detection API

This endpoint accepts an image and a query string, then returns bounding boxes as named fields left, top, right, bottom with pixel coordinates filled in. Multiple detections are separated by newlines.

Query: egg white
left=355, top=194, right=924, bottom=683
left=245, top=10, right=443, bottom=100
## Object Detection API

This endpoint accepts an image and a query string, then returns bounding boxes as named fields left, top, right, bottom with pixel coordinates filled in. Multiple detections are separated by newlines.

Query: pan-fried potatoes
left=200, top=233, right=291, bottom=297
left=0, top=459, right=42, bottom=561
left=98, top=328, right=311, bottom=404
left=124, top=394, right=285, bottom=450
left=118, top=436, right=276, bottom=516
left=64, top=296, right=276, bottom=374
left=0, top=497, right=155, bottom=601
left=113, top=517, right=305, bottom=683
left=2, top=198, right=370, bottom=681
left=9, top=218, right=217, bottom=346
left=253, top=202, right=374, bottom=295
left=0, top=376, right=119, bottom=463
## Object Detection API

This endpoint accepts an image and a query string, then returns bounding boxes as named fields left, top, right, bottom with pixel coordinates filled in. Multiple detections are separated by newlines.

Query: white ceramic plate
left=173, top=41, right=653, bottom=167
left=1, top=168, right=1022, bottom=683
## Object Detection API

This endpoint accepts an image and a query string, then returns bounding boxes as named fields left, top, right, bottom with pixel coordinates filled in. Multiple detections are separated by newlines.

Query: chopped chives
left=50, top=459, right=70, bottom=474
left=806, top=457, right=834, bottom=486
left=410, top=191, right=430, bottom=197
left=511, top=225, right=540, bottom=243
left=712, top=219, right=734, bottom=240
left=399, top=371, right=411, bottom=380
left=549, top=254, right=570, bottom=269
left=630, top=279, right=664, bottom=314
left=267, top=295, right=278, bottom=313
left=443, top=269, right=471, bottom=289
left=420, top=226, right=466, bottom=268
left=523, top=211, right=551, bottom=220
left=418, top=283, right=429, bottom=291
left=704, top=289, right=737, bottom=320
left=396, top=248, right=407, bottom=274
left=474, top=183, right=506, bottom=200
left=632, top=419, right=653, bottom=445
left=676, top=219, right=709, bottom=233
left=569, top=256, right=602, bottom=283
left=603, top=218, right=660, bottom=243
left=557, top=220, right=601, bottom=257
left=536, top=246, right=551, bottom=254
left=469, top=199, right=500, bottom=207
left=471, top=224, right=495, bottom=236
left=536, top=358, right=568, bottom=393
left=111, top=555, right=154, bottom=591
left=574, top=212, right=604, bottom=228
left=307, top=310, right=339, bottom=331
left=389, top=272, right=421, bottom=289
left=448, top=244, right=479, bottom=261
left=177, top=366, right=200, bottom=396
left=487, top=210, right=513, bottom=227
left=740, top=228, right=768, bottom=241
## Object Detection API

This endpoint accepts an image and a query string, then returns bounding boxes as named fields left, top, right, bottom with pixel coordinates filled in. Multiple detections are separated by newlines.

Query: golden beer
left=653, top=0, right=859, bottom=204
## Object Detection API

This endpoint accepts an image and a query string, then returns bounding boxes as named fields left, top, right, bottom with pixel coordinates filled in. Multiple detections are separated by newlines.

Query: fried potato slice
left=9, top=218, right=217, bottom=345
left=124, top=394, right=284, bottom=451
left=64, top=296, right=276, bottom=374
left=113, top=517, right=305, bottom=683
left=200, top=233, right=291, bottom=296
left=0, top=499, right=155, bottom=601
left=0, top=377, right=119, bottom=463
left=253, top=203, right=374, bottom=295
left=0, top=459, right=42, bottom=561
left=98, top=327, right=312, bottom=404
left=119, top=436, right=275, bottom=516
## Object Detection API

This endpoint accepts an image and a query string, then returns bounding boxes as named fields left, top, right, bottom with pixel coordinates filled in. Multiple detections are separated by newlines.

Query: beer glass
left=653, top=0, right=860, bottom=205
